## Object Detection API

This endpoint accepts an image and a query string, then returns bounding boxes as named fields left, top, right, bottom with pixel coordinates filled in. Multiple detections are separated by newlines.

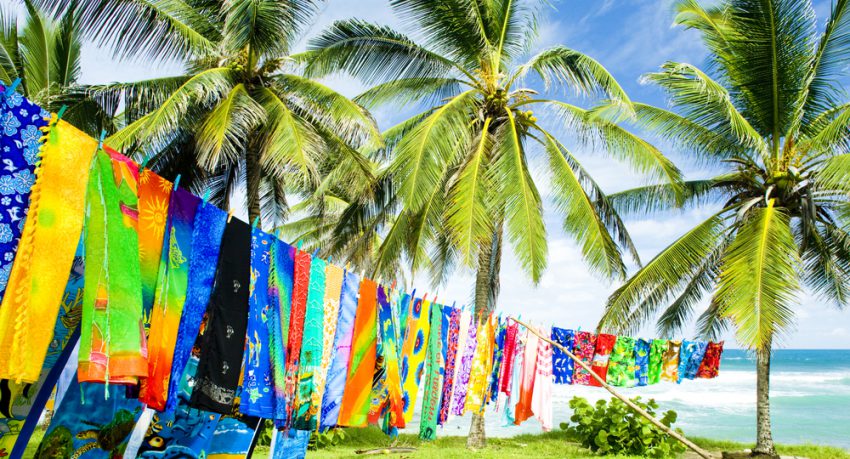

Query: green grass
left=251, top=427, right=850, bottom=459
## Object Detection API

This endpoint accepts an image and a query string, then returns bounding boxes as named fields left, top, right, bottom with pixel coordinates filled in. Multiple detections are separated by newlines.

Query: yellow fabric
left=465, top=314, right=495, bottom=413
left=0, top=119, right=97, bottom=383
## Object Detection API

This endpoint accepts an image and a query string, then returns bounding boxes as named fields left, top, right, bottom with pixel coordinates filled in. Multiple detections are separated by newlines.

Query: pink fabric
left=531, top=334, right=553, bottom=431
left=514, top=330, right=539, bottom=425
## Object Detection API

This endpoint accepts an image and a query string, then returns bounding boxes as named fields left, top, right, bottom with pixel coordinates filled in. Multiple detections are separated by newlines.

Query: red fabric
left=284, top=249, right=311, bottom=424
left=588, top=333, right=616, bottom=387
left=696, top=341, right=724, bottom=378
left=499, top=321, right=519, bottom=395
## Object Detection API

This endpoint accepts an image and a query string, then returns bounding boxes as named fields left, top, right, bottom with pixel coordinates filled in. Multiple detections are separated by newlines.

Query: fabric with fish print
left=683, top=340, right=708, bottom=381
left=320, top=270, right=359, bottom=429
left=241, top=228, right=274, bottom=417
left=634, top=338, right=651, bottom=386
left=79, top=148, right=146, bottom=386
left=0, top=119, right=96, bottom=383
left=677, top=340, right=699, bottom=383
left=190, top=219, right=251, bottom=414
left=550, top=327, right=575, bottom=384
left=0, top=86, right=47, bottom=302
left=165, top=203, right=226, bottom=413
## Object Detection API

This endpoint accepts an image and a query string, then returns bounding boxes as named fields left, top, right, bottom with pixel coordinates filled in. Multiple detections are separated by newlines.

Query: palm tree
left=299, top=0, right=681, bottom=447
left=1, top=1, right=112, bottom=136
left=597, top=1, right=850, bottom=456
left=33, top=0, right=382, bottom=224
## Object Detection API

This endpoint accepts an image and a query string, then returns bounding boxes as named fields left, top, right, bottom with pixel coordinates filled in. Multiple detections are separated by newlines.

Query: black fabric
left=189, top=218, right=251, bottom=414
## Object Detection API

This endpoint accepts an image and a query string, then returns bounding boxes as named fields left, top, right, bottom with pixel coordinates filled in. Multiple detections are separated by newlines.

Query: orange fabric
left=337, top=279, right=378, bottom=427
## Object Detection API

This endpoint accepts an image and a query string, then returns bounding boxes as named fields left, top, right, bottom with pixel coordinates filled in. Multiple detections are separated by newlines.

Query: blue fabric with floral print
left=0, top=84, right=49, bottom=301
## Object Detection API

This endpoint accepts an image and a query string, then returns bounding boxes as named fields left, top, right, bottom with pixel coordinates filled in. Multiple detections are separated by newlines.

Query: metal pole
left=512, top=318, right=714, bottom=459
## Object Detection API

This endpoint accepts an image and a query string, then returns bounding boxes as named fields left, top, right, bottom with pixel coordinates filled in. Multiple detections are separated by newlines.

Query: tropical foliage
left=598, top=0, right=850, bottom=454
left=0, top=0, right=110, bottom=135
left=32, top=0, right=381, bottom=224
left=298, top=0, right=680, bottom=294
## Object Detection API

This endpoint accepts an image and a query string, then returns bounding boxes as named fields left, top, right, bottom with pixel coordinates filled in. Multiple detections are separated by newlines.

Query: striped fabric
left=337, top=278, right=378, bottom=427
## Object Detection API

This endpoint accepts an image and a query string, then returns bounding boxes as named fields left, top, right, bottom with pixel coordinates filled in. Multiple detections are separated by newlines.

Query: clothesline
left=0, top=87, right=724, bottom=459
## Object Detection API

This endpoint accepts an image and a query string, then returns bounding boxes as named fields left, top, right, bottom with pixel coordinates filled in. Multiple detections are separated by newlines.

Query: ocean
left=403, top=349, right=850, bottom=449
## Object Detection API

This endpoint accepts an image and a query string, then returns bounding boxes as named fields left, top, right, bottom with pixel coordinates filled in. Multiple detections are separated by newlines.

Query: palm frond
left=354, top=77, right=465, bottom=109
left=0, top=5, right=21, bottom=84
left=51, top=2, right=80, bottom=88
left=20, top=1, right=52, bottom=100
left=223, top=0, right=319, bottom=57
left=608, top=178, right=727, bottom=216
left=816, top=153, right=850, bottom=194
left=390, top=0, right=489, bottom=65
left=715, top=199, right=799, bottom=350
left=195, top=83, right=265, bottom=169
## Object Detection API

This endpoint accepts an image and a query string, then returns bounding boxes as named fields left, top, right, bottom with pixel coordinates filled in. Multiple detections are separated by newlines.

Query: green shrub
left=308, top=428, right=347, bottom=450
left=561, top=396, right=687, bottom=458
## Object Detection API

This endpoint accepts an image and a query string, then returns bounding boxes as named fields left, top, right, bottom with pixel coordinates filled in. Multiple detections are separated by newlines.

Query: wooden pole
left=512, top=318, right=714, bottom=459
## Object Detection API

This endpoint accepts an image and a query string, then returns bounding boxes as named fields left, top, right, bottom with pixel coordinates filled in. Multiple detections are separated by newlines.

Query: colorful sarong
left=137, top=169, right=171, bottom=321
left=79, top=148, right=145, bottom=385
left=313, top=263, right=343, bottom=426
left=165, top=203, right=226, bottom=412
left=190, top=219, right=251, bottom=414
left=437, top=306, right=460, bottom=425
left=0, top=87, right=47, bottom=301
left=400, top=297, right=431, bottom=422
left=35, top=379, right=144, bottom=459
left=0, top=246, right=82, bottom=457
left=661, top=340, right=681, bottom=382
left=465, top=314, right=494, bottom=414
left=486, top=319, right=506, bottom=403
left=320, top=270, right=359, bottom=429
left=268, top=239, right=295, bottom=426
left=419, top=302, right=444, bottom=439
left=589, top=333, right=616, bottom=386
left=683, top=341, right=707, bottom=381
left=207, top=415, right=260, bottom=459
left=606, top=336, right=637, bottom=387
left=634, top=338, right=651, bottom=386
left=503, top=330, right=524, bottom=426
left=141, top=188, right=199, bottom=405
left=337, top=278, right=378, bottom=427
left=241, top=229, right=274, bottom=417
left=696, top=341, right=724, bottom=378
left=513, top=327, right=538, bottom=424
left=571, top=331, right=597, bottom=386
left=648, top=339, right=666, bottom=384
left=0, top=119, right=96, bottom=383
left=530, top=333, right=553, bottom=431
left=293, top=256, right=326, bottom=430
left=369, top=285, right=404, bottom=432
left=499, top=321, right=519, bottom=394
left=284, top=249, right=310, bottom=426
left=450, top=310, right=477, bottom=416
left=677, top=340, right=699, bottom=383
left=272, top=428, right=310, bottom=459
left=551, top=327, right=575, bottom=384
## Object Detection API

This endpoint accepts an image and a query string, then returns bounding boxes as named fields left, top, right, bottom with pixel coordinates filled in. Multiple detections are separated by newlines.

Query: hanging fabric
left=337, top=278, right=378, bottom=427
left=241, top=228, right=275, bottom=417
left=271, top=428, right=310, bottom=459
left=661, top=340, right=681, bottom=383
left=486, top=318, right=506, bottom=404
left=648, top=339, right=666, bottom=385
left=450, top=310, right=477, bottom=416
left=682, top=340, right=707, bottom=381
left=550, top=327, right=575, bottom=384
left=189, top=218, right=251, bottom=414
left=606, top=336, right=637, bottom=387
left=206, top=415, right=260, bottom=459
left=283, top=249, right=310, bottom=427
left=78, top=148, right=145, bottom=385
left=369, top=284, right=404, bottom=432
left=0, top=86, right=48, bottom=301
left=437, top=306, right=460, bottom=426
left=399, top=296, right=431, bottom=423
left=293, top=255, right=327, bottom=430
left=530, top=332, right=553, bottom=431
left=0, top=118, right=96, bottom=383
left=164, top=203, right=226, bottom=412
left=502, top=328, right=525, bottom=426
left=513, top=326, right=538, bottom=425
left=634, top=338, right=651, bottom=386
left=589, top=333, right=617, bottom=386
left=677, top=340, right=699, bottom=383
left=499, top=320, right=519, bottom=395
left=312, top=263, right=343, bottom=426
left=268, top=239, right=295, bottom=426
left=419, top=302, right=444, bottom=440
left=571, top=331, right=597, bottom=386
left=137, top=169, right=171, bottom=321
left=465, top=314, right=495, bottom=414
left=320, top=270, right=358, bottom=429
left=141, top=188, right=199, bottom=405
left=696, top=341, right=724, bottom=378
left=35, top=379, right=144, bottom=459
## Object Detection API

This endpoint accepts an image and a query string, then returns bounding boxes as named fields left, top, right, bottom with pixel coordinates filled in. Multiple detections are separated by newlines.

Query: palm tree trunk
left=467, top=224, right=503, bottom=449
left=246, top=145, right=261, bottom=223
left=753, top=340, right=777, bottom=457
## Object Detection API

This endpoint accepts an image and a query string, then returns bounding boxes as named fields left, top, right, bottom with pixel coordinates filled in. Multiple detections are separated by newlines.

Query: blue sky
left=67, top=0, right=850, bottom=348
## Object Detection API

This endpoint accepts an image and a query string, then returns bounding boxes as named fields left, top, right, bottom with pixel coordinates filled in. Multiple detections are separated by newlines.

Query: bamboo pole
left=512, top=318, right=714, bottom=459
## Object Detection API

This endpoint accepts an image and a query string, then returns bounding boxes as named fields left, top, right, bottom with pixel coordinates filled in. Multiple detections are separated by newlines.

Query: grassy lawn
left=251, top=427, right=850, bottom=459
